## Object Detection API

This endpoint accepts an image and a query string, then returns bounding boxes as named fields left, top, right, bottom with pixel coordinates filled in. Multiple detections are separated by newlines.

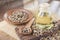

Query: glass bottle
left=36, top=3, right=52, bottom=25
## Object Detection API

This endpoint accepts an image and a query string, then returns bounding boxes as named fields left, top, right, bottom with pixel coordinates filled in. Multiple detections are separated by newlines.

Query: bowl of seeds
left=5, top=8, right=33, bottom=25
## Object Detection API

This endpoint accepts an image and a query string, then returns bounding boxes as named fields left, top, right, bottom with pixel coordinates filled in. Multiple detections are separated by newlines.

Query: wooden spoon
left=19, top=18, right=35, bottom=35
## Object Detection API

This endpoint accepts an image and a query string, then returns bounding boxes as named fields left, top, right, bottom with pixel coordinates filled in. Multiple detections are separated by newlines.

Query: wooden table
left=0, top=30, right=16, bottom=40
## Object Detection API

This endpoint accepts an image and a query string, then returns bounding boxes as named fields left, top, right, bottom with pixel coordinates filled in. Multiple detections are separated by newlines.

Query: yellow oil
left=35, top=12, right=52, bottom=24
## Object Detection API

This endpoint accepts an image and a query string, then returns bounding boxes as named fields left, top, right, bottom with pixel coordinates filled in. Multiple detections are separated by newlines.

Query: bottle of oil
left=36, top=3, right=52, bottom=25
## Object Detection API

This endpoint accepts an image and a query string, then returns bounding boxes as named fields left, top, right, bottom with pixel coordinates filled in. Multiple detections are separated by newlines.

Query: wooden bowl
left=5, top=8, right=33, bottom=25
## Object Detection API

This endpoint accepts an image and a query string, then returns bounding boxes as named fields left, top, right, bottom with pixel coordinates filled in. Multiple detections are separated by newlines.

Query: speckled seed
left=22, top=28, right=30, bottom=34
left=8, top=10, right=28, bottom=23
left=33, top=30, right=37, bottom=36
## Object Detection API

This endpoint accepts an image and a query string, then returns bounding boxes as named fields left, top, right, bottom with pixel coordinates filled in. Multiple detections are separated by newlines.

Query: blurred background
left=0, top=0, right=60, bottom=21
left=0, top=0, right=59, bottom=22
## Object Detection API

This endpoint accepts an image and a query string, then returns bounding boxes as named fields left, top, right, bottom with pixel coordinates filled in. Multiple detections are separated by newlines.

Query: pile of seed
left=32, top=24, right=53, bottom=36
left=31, top=21, right=60, bottom=40
left=8, top=10, right=28, bottom=23
left=15, top=20, right=60, bottom=40
left=22, top=27, right=31, bottom=34
left=40, top=31, right=60, bottom=40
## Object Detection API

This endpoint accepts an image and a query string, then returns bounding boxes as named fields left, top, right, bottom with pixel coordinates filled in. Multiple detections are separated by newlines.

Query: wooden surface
left=0, top=30, right=16, bottom=40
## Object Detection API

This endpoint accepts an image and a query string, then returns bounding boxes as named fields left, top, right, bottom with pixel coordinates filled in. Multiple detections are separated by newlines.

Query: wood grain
left=0, top=31, right=17, bottom=40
